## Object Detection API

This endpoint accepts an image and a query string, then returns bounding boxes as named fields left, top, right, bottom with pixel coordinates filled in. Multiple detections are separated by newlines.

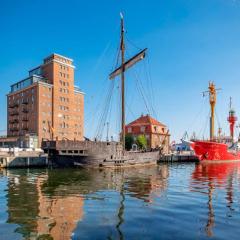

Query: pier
left=159, top=152, right=199, bottom=163
left=0, top=149, right=48, bottom=168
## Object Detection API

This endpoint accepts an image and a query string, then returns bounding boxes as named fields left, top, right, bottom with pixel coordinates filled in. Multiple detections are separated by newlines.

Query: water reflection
left=0, top=165, right=169, bottom=240
left=2, top=162, right=240, bottom=239
left=191, top=161, right=240, bottom=237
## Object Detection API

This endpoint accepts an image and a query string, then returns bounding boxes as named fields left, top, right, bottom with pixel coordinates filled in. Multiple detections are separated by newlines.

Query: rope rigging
left=125, top=34, right=158, bottom=118
left=88, top=23, right=159, bottom=142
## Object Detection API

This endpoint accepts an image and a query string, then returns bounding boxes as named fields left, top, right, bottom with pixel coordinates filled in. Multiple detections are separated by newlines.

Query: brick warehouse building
left=125, top=114, right=170, bottom=153
left=7, top=54, right=84, bottom=147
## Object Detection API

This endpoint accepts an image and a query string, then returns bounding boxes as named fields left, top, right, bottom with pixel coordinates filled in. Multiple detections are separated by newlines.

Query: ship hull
left=43, top=140, right=159, bottom=168
left=191, top=140, right=240, bottom=161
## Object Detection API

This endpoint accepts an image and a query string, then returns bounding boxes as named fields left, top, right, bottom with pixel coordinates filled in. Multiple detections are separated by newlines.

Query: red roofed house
left=125, top=114, right=170, bottom=153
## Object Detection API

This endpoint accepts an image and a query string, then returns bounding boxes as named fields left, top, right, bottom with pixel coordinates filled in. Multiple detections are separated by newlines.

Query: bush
left=136, top=135, right=147, bottom=150
left=125, top=134, right=134, bottom=150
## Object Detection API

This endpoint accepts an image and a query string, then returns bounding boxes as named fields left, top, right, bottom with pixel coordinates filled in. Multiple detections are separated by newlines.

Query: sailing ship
left=43, top=14, right=161, bottom=167
left=190, top=82, right=240, bottom=161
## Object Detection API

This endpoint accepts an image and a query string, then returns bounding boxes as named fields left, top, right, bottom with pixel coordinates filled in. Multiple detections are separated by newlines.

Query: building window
left=154, top=126, right=157, bottom=132
left=140, top=126, right=145, bottom=133
left=128, top=127, right=132, bottom=133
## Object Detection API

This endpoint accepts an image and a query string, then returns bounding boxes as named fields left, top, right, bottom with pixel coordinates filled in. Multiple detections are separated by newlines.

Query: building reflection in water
left=191, top=161, right=240, bottom=237
left=3, top=169, right=84, bottom=240
left=1, top=164, right=169, bottom=239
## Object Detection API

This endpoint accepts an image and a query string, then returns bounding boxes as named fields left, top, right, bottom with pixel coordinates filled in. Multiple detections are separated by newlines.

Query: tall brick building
left=125, top=114, right=170, bottom=153
left=7, top=54, right=84, bottom=146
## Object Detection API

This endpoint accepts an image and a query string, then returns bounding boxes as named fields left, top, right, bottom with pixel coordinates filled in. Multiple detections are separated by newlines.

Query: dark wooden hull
left=43, top=140, right=160, bottom=168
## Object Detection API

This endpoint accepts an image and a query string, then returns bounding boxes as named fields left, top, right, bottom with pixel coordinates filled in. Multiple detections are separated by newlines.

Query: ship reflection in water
left=191, top=161, right=240, bottom=238
left=0, top=163, right=240, bottom=240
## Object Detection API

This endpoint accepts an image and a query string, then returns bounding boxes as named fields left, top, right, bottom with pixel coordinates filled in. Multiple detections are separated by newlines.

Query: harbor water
left=1, top=162, right=240, bottom=240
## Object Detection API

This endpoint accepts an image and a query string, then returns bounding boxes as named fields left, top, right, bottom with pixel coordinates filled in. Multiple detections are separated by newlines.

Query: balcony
left=22, top=126, right=29, bottom=130
left=10, top=127, right=19, bottom=132
left=10, top=111, right=19, bottom=116
left=22, top=99, right=29, bottom=105
left=22, top=117, right=29, bottom=122
left=9, top=119, right=19, bottom=124
left=9, top=102, right=19, bottom=108
left=22, top=108, right=29, bottom=113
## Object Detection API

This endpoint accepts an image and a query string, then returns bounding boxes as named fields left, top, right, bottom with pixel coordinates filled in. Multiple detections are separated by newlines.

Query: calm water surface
left=0, top=162, right=240, bottom=240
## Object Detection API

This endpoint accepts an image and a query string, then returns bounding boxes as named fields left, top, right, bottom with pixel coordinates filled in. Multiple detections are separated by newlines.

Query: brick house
left=125, top=114, right=170, bottom=153
left=7, top=54, right=84, bottom=147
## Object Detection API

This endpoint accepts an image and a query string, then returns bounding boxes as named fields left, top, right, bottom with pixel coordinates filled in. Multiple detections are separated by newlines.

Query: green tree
left=125, top=134, right=134, bottom=150
left=136, top=135, right=147, bottom=150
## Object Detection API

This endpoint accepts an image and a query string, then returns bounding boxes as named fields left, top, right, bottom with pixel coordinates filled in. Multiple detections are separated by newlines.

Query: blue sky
left=1, top=0, right=240, bottom=141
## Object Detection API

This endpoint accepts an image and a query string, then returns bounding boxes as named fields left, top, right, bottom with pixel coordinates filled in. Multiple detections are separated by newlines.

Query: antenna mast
left=227, top=97, right=237, bottom=141
left=209, top=82, right=216, bottom=141
left=203, top=82, right=221, bottom=141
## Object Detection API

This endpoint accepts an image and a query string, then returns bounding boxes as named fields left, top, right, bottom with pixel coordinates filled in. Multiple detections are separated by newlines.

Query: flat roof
left=44, top=53, right=73, bottom=62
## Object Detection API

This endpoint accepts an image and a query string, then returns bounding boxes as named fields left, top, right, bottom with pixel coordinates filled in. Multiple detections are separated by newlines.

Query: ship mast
left=120, top=13, right=125, bottom=149
left=109, top=13, right=147, bottom=149
left=209, top=82, right=216, bottom=141
left=203, top=82, right=220, bottom=141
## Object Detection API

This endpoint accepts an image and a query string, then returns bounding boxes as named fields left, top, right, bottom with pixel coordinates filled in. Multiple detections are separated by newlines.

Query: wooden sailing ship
left=42, top=14, right=161, bottom=167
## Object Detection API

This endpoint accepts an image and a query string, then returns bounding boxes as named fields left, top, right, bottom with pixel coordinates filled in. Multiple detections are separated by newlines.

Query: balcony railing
left=10, top=111, right=19, bottom=116
left=22, top=108, right=29, bottom=113
left=22, top=117, right=29, bottom=122
left=22, top=126, right=29, bottom=130
left=10, top=75, right=48, bottom=93
left=22, top=99, right=29, bottom=105
left=9, top=103, right=19, bottom=108
left=10, top=127, right=19, bottom=132
left=9, top=119, right=19, bottom=124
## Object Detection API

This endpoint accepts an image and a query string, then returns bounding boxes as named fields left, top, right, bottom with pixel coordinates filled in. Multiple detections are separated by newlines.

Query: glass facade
left=29, top=66, right=42, bottom=76
left=11, top=75, right=47, bottom=93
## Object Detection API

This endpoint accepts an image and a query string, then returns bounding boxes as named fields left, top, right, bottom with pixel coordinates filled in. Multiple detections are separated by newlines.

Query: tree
left=125, top=134, right=134, bottom=150
left=136, top=135, right=147, bottom=150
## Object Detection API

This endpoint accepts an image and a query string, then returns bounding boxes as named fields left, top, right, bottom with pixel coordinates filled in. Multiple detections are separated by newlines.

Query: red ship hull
left=190, top=140, right=240, bottom=161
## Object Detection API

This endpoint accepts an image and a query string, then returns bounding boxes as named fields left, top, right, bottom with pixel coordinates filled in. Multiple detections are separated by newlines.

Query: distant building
left=7, top=54, right=84, bottom=147
left=125, top=114, right=170, bottom=153
left=0, top=135, right=38, bottom=149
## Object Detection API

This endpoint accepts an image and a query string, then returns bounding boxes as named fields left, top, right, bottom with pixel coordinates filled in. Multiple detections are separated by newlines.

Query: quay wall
left=0, top=153, right=48, bottom=168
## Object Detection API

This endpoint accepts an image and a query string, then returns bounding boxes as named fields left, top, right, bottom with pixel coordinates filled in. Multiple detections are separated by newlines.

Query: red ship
left=190, top=82, right=240, bottom=161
